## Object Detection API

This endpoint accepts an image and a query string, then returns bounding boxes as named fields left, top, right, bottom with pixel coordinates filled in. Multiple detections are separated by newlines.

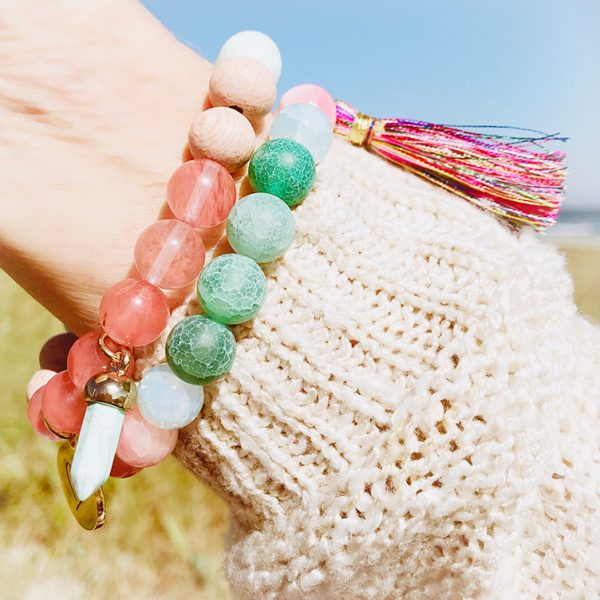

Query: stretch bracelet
left=26, top=31, right=336, bottom=530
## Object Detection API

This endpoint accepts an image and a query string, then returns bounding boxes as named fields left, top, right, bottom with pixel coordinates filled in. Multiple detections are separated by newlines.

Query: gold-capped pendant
left=57, top=441, right=105, bottom=531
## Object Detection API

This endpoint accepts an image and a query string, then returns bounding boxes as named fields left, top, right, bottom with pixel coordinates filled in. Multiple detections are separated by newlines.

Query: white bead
left=217, top=31, right=282, bottom=82
left=138, top=364, right=204, bottom=430
left=270, top=103, right=333, bottom=162
left=27, top=369, right=56, bottom=400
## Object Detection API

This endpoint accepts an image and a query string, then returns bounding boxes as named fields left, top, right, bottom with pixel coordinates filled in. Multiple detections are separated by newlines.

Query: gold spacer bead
left=83, top=372, right=137, bottom=411
left=43, top=416, right=73, bottom=440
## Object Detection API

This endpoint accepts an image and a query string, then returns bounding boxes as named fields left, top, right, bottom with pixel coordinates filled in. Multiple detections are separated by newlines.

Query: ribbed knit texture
left=137, top=138, right=600, bottom=599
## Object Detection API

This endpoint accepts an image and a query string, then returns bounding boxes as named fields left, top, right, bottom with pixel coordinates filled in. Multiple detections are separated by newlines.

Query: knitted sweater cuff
left=136, top=140, right=600, bottom=598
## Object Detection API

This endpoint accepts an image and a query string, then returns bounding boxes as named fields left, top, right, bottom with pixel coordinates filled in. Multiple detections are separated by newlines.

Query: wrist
left=0, top=0, right=211, bottom=333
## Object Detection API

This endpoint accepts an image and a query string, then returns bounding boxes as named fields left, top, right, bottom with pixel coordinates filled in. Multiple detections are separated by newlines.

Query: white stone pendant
left=71, top=372, right=138, bottom=502
left=71, top=402, right=125, bottom=502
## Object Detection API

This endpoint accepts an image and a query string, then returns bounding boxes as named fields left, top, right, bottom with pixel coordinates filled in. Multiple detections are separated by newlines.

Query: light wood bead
left=188, top=107, right=256, bottom=173
left=208, top=57, right=276, bottom=122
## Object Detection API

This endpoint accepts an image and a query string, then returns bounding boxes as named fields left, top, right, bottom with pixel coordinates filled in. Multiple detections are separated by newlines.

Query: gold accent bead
left=43, top=416, right=73, bottom=440
left=84, top=372, right=137, bottom=411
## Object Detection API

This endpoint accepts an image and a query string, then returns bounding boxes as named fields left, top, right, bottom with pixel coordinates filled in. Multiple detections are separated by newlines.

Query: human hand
left=0, top=0, right=211, bottom=333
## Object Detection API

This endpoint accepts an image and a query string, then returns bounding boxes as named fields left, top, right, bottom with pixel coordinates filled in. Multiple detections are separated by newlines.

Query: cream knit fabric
left=138, top=138, right=600, bottom=599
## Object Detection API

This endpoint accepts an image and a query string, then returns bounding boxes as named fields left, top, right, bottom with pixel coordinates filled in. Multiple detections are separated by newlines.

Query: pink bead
left=134, top=219, right=206, bottom=289
left=110, top=454, right=142, bottom=479
left=278, top=84, right=338, bottom=126
left=39, top=332, right=78, bottom=372
left=27, top=387, right=61, bottom=441
left=27, top=369, right=56, bottom=400
left=167, top=159, right=236, bottom=229
left=67, top=329, right=134, bottom=389
left=99, top=279, right=170, bottom=347
left=42, top=370, right=87, bottom=436
left=116, top=406, right=178, bottom=468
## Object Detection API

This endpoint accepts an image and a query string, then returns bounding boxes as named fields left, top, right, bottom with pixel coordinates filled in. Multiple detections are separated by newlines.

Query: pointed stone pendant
left=71, top=401, right=125, bottom=502
left=57, top=440, right=105, bottom=530
left=70, top=372, right=137, bottom=502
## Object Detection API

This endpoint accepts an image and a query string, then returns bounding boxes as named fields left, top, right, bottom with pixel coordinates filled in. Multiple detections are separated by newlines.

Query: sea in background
left=548, top=210, right=600, bottom=244
left=545, top=210, right=600, bottom=323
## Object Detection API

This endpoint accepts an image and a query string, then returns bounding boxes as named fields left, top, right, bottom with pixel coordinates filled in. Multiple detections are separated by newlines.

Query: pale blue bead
left=270, top=103, right=333, bottom=162
left=227, top=193, right=295, bottom=263
left=138, top=364, right=204, bottom=430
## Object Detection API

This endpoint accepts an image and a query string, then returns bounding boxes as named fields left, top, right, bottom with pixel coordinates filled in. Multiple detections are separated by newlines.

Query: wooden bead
left=208, top=57, right=276, bottom=122
left=188, top=107, right=256, bottom=172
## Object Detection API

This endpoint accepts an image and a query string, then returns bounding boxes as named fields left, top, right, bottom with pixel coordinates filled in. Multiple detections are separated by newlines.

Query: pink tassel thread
left=335, top=100, right=566, bottom=231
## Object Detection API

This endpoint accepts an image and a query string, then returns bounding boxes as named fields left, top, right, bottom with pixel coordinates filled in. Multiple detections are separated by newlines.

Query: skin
left=0, top=1, right=214, bottom=334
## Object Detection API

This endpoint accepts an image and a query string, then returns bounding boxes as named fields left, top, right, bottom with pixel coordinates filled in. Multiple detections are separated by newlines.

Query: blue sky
left=143, top=0, right=599, bottom=210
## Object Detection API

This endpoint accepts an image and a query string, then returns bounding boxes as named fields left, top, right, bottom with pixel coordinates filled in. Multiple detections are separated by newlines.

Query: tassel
left=334, top=100, right=567, bottom=231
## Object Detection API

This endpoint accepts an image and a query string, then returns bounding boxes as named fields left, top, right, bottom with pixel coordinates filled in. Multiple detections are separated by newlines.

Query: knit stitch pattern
left=137, top=138, right=600, bottom=599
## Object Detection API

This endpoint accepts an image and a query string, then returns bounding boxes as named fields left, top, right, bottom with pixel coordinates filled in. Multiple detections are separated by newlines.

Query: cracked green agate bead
left=166, top=315, right=235, bottom=385
left=248, top=138, right=316, bottom=207
left=198, top=254, right=267, bottom=325
left=226, top=193, right=295, bottom=263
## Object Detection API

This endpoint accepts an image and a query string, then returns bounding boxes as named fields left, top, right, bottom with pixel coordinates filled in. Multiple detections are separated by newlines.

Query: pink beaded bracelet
left=26, top=31, right=336, bottom=530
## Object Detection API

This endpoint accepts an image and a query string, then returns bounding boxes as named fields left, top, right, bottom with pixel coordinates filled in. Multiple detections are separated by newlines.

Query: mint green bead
left=198, top=254, right=267, bottom=325
left=166, top=315, right=235, bottom=385
left=227, top=193, right=295, bottom=263
left=248, top=138, right=316, bottom=207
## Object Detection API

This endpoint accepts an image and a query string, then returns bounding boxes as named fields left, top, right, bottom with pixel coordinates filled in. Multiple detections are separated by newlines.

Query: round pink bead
left=278, top=84, right=338, bottom=126
left=39, top=332, right=78, bottom=372
left=167, top=159, right=236, bottom=229
left=99, top=279, right=170, bottom=347
left=67, top=329, right=135, bottom=389
left=42, top=370, right=87, bottom=436
left=134, top=219, right=206, bottom=289
left=27, top=387, right=61, bottom=441
left=116, top=406, right=178, bottom=468
left=110, top=454, right=142, bottom=479
left=27, top=369, right=56, bottom=400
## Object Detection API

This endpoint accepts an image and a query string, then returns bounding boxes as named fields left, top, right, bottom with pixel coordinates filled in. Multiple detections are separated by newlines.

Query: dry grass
left=560, top=243, right=600, bottom=322
left=0, top=274, right=230, bottom=599
left=0, top=241, right=598, bottom=599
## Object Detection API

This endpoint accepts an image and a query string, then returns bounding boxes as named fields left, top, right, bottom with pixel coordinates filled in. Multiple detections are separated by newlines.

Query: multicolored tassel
left=335, top=101, right=567, bottom=231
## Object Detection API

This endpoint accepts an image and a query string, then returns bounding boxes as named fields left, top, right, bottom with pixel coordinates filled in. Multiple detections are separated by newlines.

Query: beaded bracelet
left=25, top=29, right=566, bottom=531
left=26, top=30, right=336, bottom=530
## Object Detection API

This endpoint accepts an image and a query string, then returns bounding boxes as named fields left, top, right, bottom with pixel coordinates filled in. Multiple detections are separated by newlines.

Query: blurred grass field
left=0, top=274, right=230, bottom=599
left=0, top=243, right=598, bottom=599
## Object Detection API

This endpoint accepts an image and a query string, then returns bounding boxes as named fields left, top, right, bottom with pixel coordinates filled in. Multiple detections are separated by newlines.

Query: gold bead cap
left=83, top=372, right=137, bottom=411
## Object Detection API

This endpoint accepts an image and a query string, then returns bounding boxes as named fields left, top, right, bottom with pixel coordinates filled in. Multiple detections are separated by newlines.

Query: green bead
left=198, top=254, right=267, bottom=325
left=166, top=315, right=235, bottom=385
left=248, top=139, right=316, bottom=207
left=227, top=193, right=295, bottom=263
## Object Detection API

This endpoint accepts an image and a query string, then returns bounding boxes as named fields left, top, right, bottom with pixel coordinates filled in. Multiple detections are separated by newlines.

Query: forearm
left=0, top=0, right=211, bottom=333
